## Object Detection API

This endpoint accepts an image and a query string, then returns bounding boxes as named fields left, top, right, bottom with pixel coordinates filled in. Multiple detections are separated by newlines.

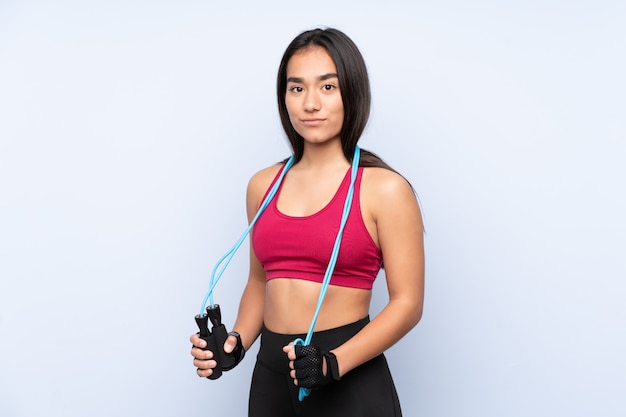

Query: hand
left=283, top=343, right=341, bottom=389
left=190, top=333, right=243, bottom=378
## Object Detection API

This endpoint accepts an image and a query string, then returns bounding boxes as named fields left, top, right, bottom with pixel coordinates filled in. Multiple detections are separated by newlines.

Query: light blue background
left=1, top=1, right=625, bottom=416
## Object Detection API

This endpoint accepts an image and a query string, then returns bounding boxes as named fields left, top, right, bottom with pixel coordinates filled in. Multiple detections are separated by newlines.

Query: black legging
left=249, top=317, right=403, bottom=417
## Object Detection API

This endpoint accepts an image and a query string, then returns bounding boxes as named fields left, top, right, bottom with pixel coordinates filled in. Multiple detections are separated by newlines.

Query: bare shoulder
left=361, top=167, right=416, bottom=205
left=361, top=167, right=423, bottom=228
left=246, top=163, right=284, bottom=208
left=361, top=168, right=424, bottom=267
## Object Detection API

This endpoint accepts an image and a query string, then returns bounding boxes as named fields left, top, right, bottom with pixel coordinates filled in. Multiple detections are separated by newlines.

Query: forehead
left=286, top=46, right=337, bottom=78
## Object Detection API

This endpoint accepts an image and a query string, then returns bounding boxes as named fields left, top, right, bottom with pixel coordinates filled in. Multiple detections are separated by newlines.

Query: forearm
left=331, top=297, right=422, bottom=377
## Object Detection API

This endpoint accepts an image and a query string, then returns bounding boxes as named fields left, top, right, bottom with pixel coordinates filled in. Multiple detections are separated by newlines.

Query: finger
left=191, top=347, right=213, bottom=360
left=190, top=334, right=207, bottom=348
left=196, top=367, right=213, bottom=378
left=288, top=369, right=299, bottom=385
left=293, top=344, right=303, bottom=358
left=284, top=346, right=297, bottom=361
left=295, top=368, right=314, bottom=379
left=224, top=335, right=238, bottom=354
left=282, top=342, right=294, bottom=353
left=193, top=358, right=217, bottom=370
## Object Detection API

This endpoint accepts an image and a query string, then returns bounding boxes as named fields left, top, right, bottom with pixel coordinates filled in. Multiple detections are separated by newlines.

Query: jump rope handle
left=194, top=304, right=237, bottom=380
left=292, top=338, right=312, bottom=401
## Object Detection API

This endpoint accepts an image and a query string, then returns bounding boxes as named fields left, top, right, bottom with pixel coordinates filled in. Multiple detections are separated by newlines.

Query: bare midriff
left=263, top=278, right=372, bottom=334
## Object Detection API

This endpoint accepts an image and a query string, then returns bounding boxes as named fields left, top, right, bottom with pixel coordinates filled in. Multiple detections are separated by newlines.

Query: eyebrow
left=286, top=73, right=338, bottom=83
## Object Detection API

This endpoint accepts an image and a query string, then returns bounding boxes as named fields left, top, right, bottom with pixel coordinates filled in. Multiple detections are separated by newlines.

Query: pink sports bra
left=251, top=165, right=382, bottom=290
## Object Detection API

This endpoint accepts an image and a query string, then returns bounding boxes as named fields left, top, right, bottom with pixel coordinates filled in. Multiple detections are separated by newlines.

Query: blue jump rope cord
left=293, top=146, right=360, bottom=401
left=199, top=146, right=361, bottom=402
left=199, top=155, right=295, bottom=313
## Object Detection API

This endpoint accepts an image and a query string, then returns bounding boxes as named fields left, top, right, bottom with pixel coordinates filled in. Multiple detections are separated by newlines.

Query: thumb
left=224, top=335, right=237, bottom=353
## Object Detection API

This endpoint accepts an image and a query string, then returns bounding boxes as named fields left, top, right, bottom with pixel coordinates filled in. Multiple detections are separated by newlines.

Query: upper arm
left=365, top=169, right=425, bottom=320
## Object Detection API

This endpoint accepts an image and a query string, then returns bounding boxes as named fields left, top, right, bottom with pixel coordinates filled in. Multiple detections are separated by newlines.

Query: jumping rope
left=198, top=155, right=295, bottom=314
left=198, top=146, right=361, bottom=402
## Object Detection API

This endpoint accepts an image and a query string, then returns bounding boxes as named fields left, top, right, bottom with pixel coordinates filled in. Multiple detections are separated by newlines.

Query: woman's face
left=285, top=46, right=344, bottom=147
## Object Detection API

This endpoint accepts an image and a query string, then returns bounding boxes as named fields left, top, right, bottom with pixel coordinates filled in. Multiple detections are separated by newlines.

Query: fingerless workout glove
left=293, top=344, right=341, bottom=389
left=224, top=331, right=245, bottom=371
left=194, top=305, right=245, bottom=379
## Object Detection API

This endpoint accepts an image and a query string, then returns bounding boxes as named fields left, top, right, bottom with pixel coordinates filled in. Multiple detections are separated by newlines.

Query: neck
left=299, top=139, right=349, bottom=170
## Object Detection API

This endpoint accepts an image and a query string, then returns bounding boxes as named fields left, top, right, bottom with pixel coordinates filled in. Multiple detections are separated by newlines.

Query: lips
left=301, top=118, right=325, bottom=127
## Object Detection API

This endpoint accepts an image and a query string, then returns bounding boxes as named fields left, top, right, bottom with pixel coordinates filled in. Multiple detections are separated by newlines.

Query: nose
left=303, top=89, right=320, bottom=112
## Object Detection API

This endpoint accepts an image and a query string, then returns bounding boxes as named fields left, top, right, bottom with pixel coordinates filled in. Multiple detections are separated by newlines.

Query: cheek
left=332, top=99, right=345, bottom=125
left=284, top=97, right=298, bottom=122
left=284, top=97, right=306, bottom=135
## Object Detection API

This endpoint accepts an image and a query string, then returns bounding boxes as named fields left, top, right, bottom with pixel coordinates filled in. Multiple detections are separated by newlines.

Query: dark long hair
left=276, top=27, right=396, bottom=171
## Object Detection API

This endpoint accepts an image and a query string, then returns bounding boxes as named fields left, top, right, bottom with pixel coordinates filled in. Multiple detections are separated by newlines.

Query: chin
left=301, top=134, right=341, bottom=145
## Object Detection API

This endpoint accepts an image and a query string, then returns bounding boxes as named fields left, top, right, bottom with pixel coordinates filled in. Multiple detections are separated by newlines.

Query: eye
left=322, top=84, right=336, bottom=91
left=289, top=86, right=304, bottom=93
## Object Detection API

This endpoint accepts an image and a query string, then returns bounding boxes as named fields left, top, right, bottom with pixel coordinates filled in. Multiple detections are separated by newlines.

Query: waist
left=264, top=278, right=371, bottom=334
left=258, top=316, right=370, bottom=374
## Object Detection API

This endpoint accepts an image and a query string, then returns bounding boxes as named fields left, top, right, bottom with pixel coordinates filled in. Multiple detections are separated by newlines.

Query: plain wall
left=1, top=1, right=624, bottom=416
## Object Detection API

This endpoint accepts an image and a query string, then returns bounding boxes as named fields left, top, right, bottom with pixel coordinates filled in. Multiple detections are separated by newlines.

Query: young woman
left=190, top=27, right=424, bottom=417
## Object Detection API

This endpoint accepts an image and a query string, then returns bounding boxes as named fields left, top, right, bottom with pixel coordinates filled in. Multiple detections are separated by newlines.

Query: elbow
left=409, top=303, right=423, bottom=329
left=396, top=298, right=423, bottom=330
